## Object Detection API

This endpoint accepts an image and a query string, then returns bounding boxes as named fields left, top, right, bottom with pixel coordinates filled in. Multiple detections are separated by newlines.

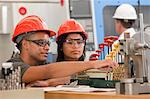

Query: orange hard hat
left=12, top=15, right=56, bottom=43
left=57, top=19, right=88, bottom=40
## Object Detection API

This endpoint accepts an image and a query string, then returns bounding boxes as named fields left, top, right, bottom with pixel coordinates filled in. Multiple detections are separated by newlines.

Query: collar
left=119, top=28, right=136, bottom=40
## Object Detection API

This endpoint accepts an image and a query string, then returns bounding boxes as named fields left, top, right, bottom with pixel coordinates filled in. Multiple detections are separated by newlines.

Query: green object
left=89, top=78, right=119, bottom=88
left=71, top=78, right=119, bottom=88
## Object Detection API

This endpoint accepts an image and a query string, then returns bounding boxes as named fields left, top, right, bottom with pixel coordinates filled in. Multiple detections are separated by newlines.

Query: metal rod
left=2, top=5, right=7, bottom=34
left=137, top=0, right=141, bottom=29
left=139, top=13, right=148, bottom=82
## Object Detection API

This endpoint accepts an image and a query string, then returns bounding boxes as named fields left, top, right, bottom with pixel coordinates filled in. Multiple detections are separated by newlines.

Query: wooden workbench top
left=45, top=91, right=150, bottom=99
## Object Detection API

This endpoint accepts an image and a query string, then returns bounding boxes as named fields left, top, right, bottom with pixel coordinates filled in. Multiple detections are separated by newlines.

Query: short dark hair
left=116, top=19, right=135, bottom=28
left=56, top=32, right=86, bottom=62
left=15, top=32, right=34, bottom=52
left=16, top=42, right=22, bottom=52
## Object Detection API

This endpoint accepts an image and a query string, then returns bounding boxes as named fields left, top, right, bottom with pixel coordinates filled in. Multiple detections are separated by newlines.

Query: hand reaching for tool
left=91, top=59, right=118, bottom=72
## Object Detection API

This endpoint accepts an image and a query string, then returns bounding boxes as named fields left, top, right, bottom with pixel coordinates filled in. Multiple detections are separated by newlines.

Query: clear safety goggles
left=64, top=39, right=85, bottom=47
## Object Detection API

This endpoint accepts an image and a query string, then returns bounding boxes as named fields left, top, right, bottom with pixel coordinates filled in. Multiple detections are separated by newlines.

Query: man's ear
left=22, top=39, right=29, bottom=50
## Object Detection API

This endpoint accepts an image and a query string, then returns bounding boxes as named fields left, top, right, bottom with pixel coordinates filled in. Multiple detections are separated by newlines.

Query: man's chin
left=39, top=57, right=47, bottom=62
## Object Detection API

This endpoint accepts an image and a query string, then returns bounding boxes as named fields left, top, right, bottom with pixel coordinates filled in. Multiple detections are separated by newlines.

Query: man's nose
left=44, top=44, right=50, bottom=50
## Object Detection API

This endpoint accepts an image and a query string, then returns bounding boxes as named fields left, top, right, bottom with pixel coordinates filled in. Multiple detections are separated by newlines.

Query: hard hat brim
left=112, top=15, right=137, bottom=20
left=12, top=29, right=56, bottom=43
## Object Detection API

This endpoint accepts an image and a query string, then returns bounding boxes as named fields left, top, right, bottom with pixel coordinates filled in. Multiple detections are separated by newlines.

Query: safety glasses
left=64, top=39, right=85, bottom=46
left=26, top=39, right=51, bottom=47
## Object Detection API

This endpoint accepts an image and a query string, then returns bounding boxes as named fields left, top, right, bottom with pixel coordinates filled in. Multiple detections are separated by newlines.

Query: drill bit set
left=0, top=63, right=25, bottom=91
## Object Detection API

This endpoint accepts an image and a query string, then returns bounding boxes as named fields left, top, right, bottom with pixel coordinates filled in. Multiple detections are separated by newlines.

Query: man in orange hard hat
left=6, top=15, right=117, bottom=87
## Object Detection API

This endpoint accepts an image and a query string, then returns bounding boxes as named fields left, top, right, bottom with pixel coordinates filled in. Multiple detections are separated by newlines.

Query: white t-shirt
left=113, top=28, right=136, bottom=46
left=111, top=28, right=136, bottom=62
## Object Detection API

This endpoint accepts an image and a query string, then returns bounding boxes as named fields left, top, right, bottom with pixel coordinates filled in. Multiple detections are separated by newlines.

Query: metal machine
left=116, top=14, right=150, bottom=95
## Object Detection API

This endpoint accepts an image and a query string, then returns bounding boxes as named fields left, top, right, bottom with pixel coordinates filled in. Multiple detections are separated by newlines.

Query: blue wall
left=93, top=0, right=150, bottom=44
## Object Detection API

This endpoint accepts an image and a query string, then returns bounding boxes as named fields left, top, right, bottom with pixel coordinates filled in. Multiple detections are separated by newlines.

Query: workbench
left=1, top=88, right=150, bottom=99
left=45, top=91, right=150, bottom=99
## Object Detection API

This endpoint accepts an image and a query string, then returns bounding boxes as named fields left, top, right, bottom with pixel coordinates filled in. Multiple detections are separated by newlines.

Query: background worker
left=6, top=15, right=117, bottom=87
left=112, top=3, right=137, bottom=61
left=111, top=4, right=137, bottom=78
left=113, top=3, right=137, bottom=42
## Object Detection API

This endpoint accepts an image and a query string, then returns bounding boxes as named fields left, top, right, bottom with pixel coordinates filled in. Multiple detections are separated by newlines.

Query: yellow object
left=105, top=55, right=112, bottom=60
left=113, top=43, right=119, bottom=49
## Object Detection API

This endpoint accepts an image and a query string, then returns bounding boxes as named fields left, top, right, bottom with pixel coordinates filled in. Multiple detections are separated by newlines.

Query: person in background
left=6, top=15, right=117, bottom=87
left=112, top=4, right=137, bottom=78
left=113, top=3, right=137, bottom=43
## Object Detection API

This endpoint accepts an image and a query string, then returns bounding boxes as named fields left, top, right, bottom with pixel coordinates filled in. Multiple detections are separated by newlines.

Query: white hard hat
left=113, top=4, right=137, bottom=20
